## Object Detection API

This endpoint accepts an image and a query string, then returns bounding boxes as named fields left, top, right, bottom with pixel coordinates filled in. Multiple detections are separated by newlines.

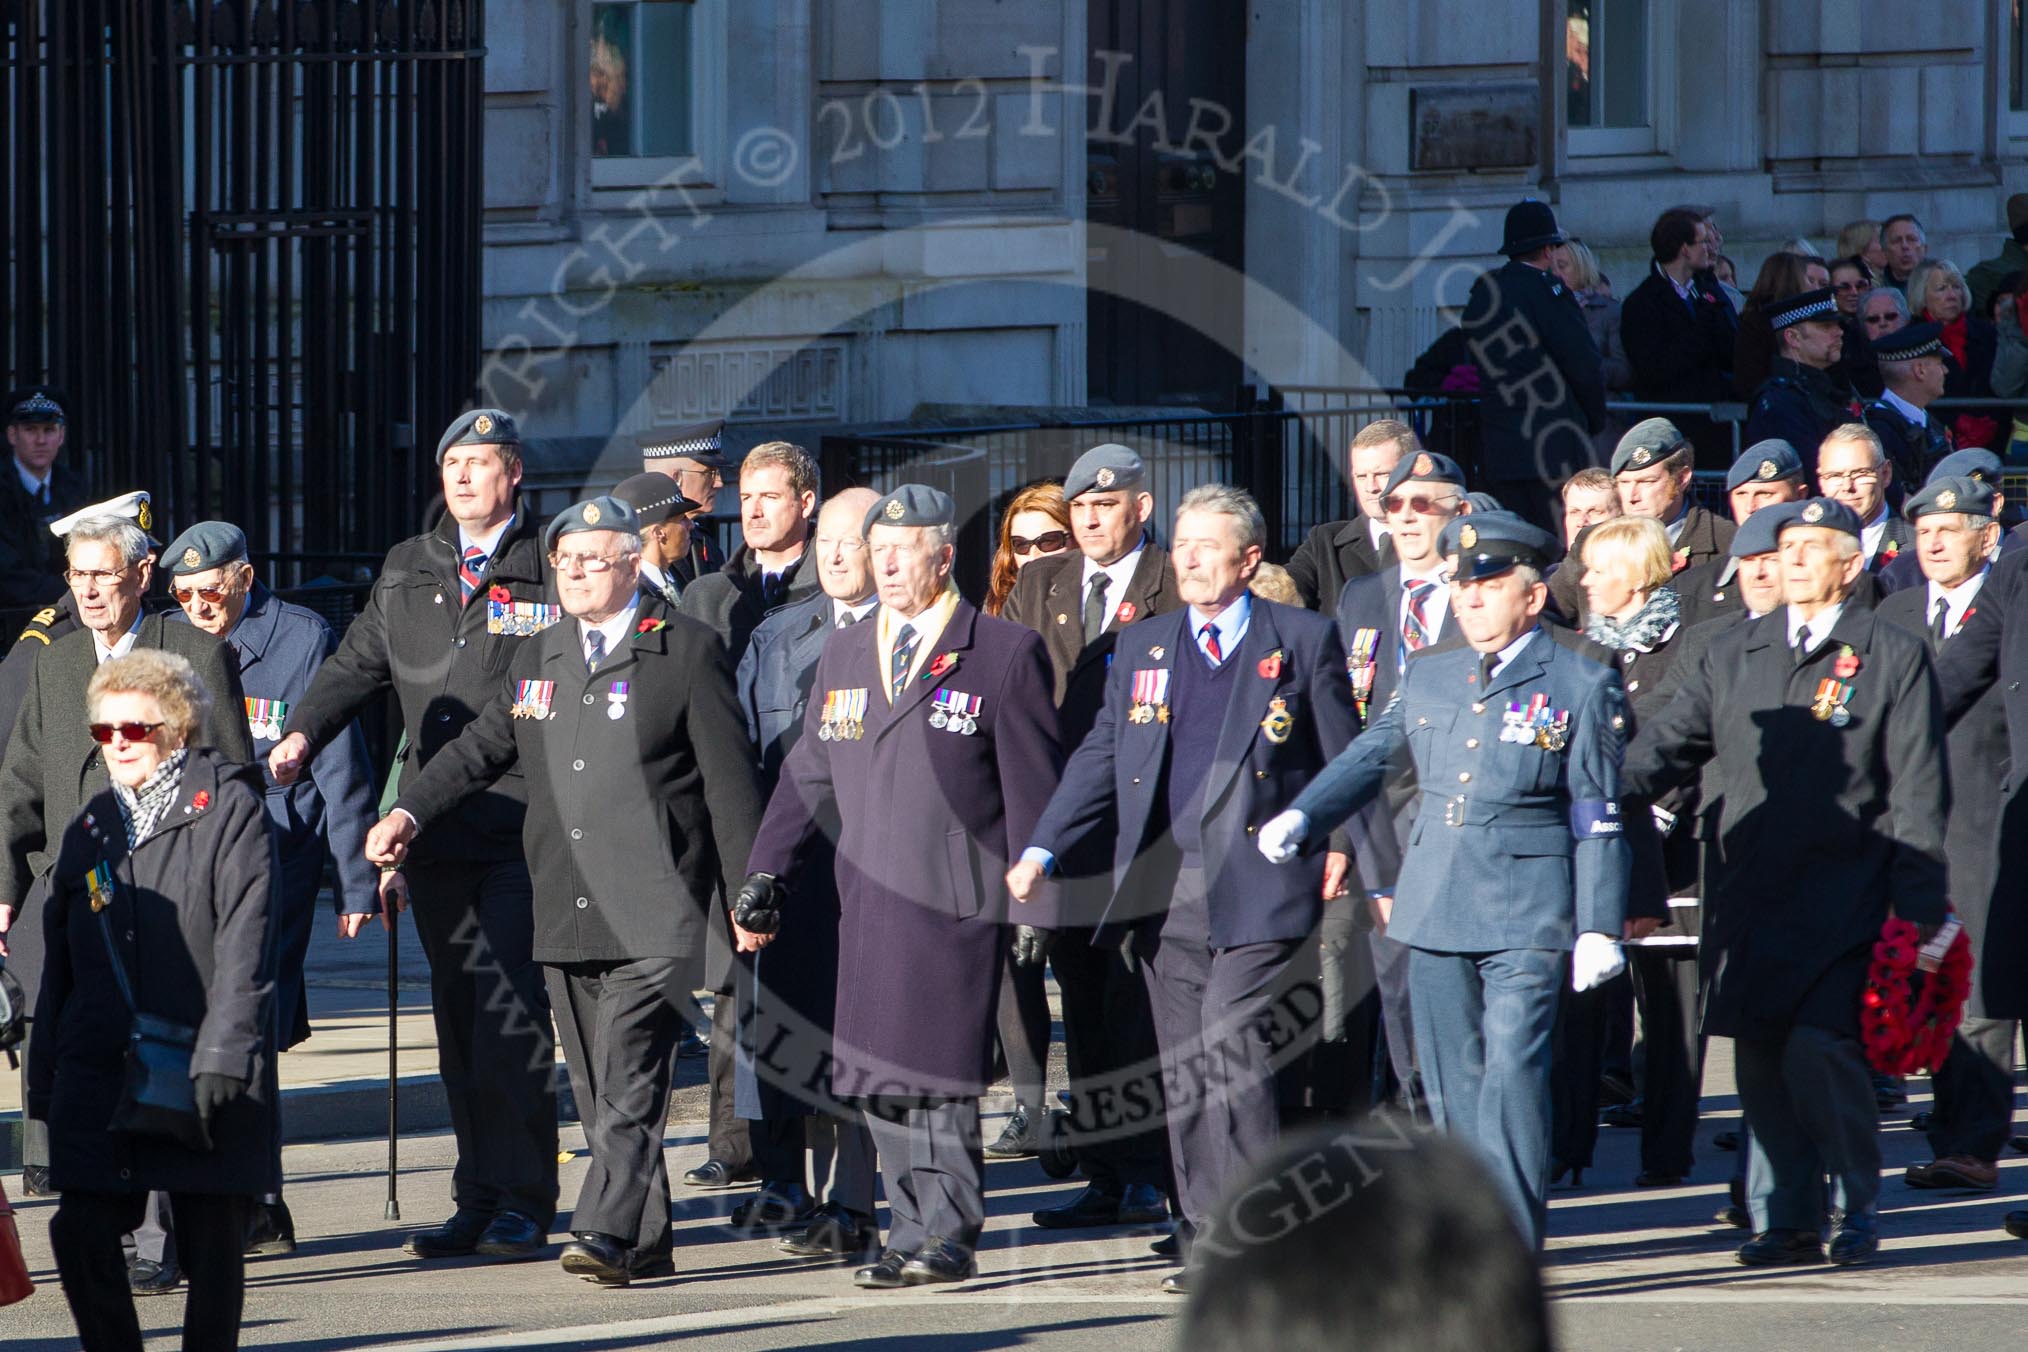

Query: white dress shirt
left=578, top=603, right=640, bottom=667
left=1080, top=544, right=1146, bottom=629
left=1925, top=568, right=1988, bottom=639
left=1785, top=602, right=1845, bottom=654
left=93, top=613, right=143, bottom=665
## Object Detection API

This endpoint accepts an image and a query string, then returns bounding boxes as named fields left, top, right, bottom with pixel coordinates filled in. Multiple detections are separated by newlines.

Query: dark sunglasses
left=1010, top=530, right=1070, bottom=556
left=1382, top=492, right=1457, bottom=516
left=89, top=721, right=165, bottom=744
left=171, top=585, right=231, bottom=604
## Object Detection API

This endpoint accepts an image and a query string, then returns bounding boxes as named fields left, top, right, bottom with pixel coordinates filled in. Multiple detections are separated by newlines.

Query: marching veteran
left=365, top=495, right=764, bottom=1286
left=735, top=484, right=1063, bottom=1290
left=1619, top=497, right=1949, bottom=1267
left=1257, top=510, right=1633, bottom=1251
left=1008, top=483, right=1359, bottom=1292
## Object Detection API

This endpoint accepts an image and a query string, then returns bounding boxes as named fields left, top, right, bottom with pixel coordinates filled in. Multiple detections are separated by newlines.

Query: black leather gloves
left=1012, top=925, right=1053, bottom=967
left=732, top=872, right=786, bottom=935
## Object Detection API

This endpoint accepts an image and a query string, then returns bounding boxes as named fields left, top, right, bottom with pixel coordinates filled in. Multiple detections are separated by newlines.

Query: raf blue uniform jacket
left=1028, top=598, right=1359, bottom=948
left=174, top=583, right=378, bottom=917
left=1289, top=627, right=1631, bottom=952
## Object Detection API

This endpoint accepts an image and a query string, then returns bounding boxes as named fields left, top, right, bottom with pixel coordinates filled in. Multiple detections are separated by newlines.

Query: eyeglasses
left=814, top=536, right=868, bottom=555
left=674, top=467, right=723, bottom=487
left=1381, top=493, right=1457, bottom=516
left=1010, top=530, right=1070, bottom=556
left=1833, top=280, right=1867, bottom=293
left=171, top=584, right=233, bottom=604
left=1819, top=470, right=1881, bottom=490
left=549, top=551, right=631, bottom=574
left=64, top=567, right=132, bottom=589
left=88, top=721, right=164, bottom=744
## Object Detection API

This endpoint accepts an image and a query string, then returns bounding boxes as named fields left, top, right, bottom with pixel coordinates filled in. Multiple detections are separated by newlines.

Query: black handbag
left=95, top=905, right=211, bottom=1152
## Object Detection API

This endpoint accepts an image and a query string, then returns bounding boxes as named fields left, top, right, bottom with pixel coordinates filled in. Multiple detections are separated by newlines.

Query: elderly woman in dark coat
left=27, top=649, right=276, bottom=1352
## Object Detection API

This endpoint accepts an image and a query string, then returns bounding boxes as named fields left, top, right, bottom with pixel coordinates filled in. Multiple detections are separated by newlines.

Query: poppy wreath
left=1859, top=916, right=1974, bottom=1075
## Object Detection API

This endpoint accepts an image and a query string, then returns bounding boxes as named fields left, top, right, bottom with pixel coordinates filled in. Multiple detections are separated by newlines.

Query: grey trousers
left=808, top=1109, right=879, bottom=1217
left=1736, top=1024, right=1880, bottom=1232
left=861, top=1099, right=985, bottom=1254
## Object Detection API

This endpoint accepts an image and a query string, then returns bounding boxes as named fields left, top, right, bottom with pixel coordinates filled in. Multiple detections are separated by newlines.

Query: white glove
left=1571, top=931, right=1627, bottom=992
left=1258, top=809, right=1310, bottom=864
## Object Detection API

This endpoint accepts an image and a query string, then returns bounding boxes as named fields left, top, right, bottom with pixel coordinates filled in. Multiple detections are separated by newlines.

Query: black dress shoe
left=559, top=1232, right=631, bottom=1286
left=474, top=1210, right=546, bottom=1261
left=901, top=1236, right=975, bottom=1285
left=2005, top=1211, right=2028, bottom=1238
left=1736, top=1229, right=1824, bottom=1266
left=1828, top=1213, right=1879, bottom=1267
left=1715, top=1204, right=1750, bottom=1229
left=630, top=1247, right=676, bottom=1279
left=245, top=1200, right=297, bottom=1256
left=1634, top=1171, right=1685, bottom=1188
left=1150, top=1221, right=1195, bottom=1259
left=727, top=1181, right=813, bottom=1235
left=1908, top=1110, right=1934, bottom=1132
left=1160, top=1269, right=1189, bottom=1295
left=1713, top=1130, right=1740, bottom=1152
left=1872, top=1073, right=1908, bottom=1110
left=984, top=1104, right=1040, bottom=1158
left=1115, top=1182, right=1169, bottom=1225
left=2011, top=1135, right=2028, bottom=1155
left=1601, top=1099, right=1644, bottom=1129
left=19, top=1164, right=55, bottom=1197
left=405, top=1209, right=494, bottom=1259
left=779, top=1203, right=880, bottom=1260
left=1032, top=1182, right=1126, bottom=1229
left=682, top=1158, right=756, bottom=1189
left=127, top=1257, right=182, bottom=1295
left=853, top=1247, right=911, bottom=1289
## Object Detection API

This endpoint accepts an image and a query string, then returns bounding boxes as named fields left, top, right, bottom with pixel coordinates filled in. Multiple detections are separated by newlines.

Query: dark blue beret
left=1383, top=449, right=1466, bottom=495
left=1726, top=439, right=1806, bottom=492
left=1730, top=501, right=1803, bottom=557
left=162, top=521, right=250, bottom=576
left=543, top=495, right=640, bottom=553
left=436, top=408, right=521, bottom=464
left=1779, top=496, right=1863, bottom=540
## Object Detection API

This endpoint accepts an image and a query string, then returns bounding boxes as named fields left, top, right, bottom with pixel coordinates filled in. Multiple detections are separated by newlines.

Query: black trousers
left=1051, top=926, right=1171, bottom=1193
left=547, top=957, right=685, bottom=1254
left=706, top=986, right=752, bottom=1168
left=1550, top=972, right=1608, bottom=1172
left=405, top=858, right=558, bottom=1225
left=49, top=1190, right=250, bottom=1352
left=995, top=951, right=1051, bottom=1111
left=1629, top=947, right=1703, bottom=1176
left=1928, top=1016, right=2021, bottom=1162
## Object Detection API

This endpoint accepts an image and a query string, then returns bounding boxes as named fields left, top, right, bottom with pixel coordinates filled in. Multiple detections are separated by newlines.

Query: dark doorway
left=1084, top=0, right=1247, bottom=410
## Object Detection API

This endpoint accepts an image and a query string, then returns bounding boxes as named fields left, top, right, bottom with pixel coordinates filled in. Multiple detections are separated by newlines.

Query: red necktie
left=459, top=546, right=486, bottom=604
left=1200, top=622, right=1223, bottom=664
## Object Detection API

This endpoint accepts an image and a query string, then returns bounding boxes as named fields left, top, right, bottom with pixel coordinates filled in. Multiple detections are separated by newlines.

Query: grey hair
left=1859, top=286, right=1909, bottom=322
left=88, top=649, right=210, bottom=744
left=1821, top=422, right=1886, bottom=467
left=65, top=516, right=151, bottom=568
left=1176, top=483, right=1267, bottom=552
left=1514, top=564, right=1544, bottom=588
left=1830, top=533, right=1862, bottom=561
left=613, top=530, right=644, bottom=556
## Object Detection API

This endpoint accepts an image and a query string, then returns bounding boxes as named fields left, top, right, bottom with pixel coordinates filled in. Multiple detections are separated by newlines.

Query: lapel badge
left=1149, top=645, right=1165, bottom=660
left=1260, top=696, right=1294, bottom=746
left=1116, top=601, right=1137, bottom=625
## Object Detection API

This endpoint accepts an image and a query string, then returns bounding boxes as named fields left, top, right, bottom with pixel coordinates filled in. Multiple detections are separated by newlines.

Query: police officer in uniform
left=1623, top=497, right=1949, bottom=1267
left=271, top=409, right=560, bottom=1262
left=1863, top=323, right=1954, bottom=492
left=737, top=485, right=1064, bottom=1289
left=638, top=420, right=729, bottom=587
left=1012, top=484, right=1359, bottom=1291
left=163, top=521, right=382, bottom=1251
left=1674, top=440, right=1809, bottom=631
left=611, top=471, right=697, bottom=608
left=1260, top=511, right=1633, bottom=1250
left=1000, top=444, right=1180, bottom=1222
left=1875, top=478, right=2015, bottom=1193
left=0, top=388, right=87, bottom=609
left=368, top=495, right=764, bottom=1285
left=1461, top=201, right=1607, bottom=531
left=1743, top=288, right=1861, bottom=469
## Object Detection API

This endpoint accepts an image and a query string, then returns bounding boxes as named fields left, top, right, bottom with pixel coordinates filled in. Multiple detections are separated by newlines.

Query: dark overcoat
left=395, top=599, right=762, bottom=967
left=745, top=599, right=1063, bottom=1099
left=1284, top=517, right=1392, bottom=611
left=27, top=750, right=279, bottom=1195
left=678, top=544, right=820, bottom=661
left=1624, top=606, right=1949, bottom=1037
left=283, top=503, right=553, bottom=867
left=1461, top=259, right=1607, bottom=482
left=1030, top=599, right=1359, bottom=948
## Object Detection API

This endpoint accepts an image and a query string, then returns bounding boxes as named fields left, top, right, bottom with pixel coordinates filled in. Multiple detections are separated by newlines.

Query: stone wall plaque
left=1410, top=83, right=1540, bottom=172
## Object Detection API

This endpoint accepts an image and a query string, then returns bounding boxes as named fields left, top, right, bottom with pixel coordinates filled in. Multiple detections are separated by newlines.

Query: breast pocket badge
left=1260, top=696, right=1294, bottom=745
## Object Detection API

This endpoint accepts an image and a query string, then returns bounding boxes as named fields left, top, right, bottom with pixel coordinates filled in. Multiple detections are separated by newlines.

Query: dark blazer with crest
left=1001, top=542, right=1183, bottom=750
left=1029, top=598, right=1359, bottom=950
left=745, top=598, right=1063, bottom=1098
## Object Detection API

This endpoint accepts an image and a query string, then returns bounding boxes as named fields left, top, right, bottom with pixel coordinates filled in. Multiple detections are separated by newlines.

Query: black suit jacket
left=679, top=543, right=820, bottom=662
left=1284, top=517, right=1393, bottom=611
left=0, top=461, right=88, bottom=609
left=1001, top=544, right=1182, bottom=749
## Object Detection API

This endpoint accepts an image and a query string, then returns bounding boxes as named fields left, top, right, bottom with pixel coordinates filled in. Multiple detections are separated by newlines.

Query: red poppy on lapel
left=924, top=652, right=958, bottom=682
left=488, top=585, right=511, bottom=604
left=1833, top=649, right=1861, bottom=679
left=1671, top=549, right=1689, bottom=573
left=192, top=791, right=211, bottom=812
left=1116, top=601, right=1138, bottom=624
left=636, top=617, right=666, bottom=635
left=1257, top=650, right=1283, bottom=680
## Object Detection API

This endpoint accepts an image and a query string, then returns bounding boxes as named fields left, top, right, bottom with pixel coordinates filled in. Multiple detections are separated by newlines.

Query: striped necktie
left=585, top=629, right=606, bottom=674
left=1199, top=622, right=1223, bottom=665
left=1402, top=579, right=1435, bottom=660
left=890, top=624, right=918, bottom=700
left=458, top=545, right=487, bottom=604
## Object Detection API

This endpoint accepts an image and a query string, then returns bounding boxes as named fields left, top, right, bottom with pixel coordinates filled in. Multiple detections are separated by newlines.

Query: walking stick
left=386, top=900, right=400, bottom=1222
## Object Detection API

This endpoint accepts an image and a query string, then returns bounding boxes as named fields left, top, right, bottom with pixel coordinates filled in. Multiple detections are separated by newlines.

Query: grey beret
left=436, top=408, right=521, bottom=464
left=1729, top=501, right=1802, bottom=558
left=864, top=483, right=956, bottom=532
left=543, top=495, right=640, bottom=553
left=1063, top=443, right=1146, bottom=501
left=1927, top=448, right=2003, bottom=486
left=1726, top=439, right=1806, bottom=492
left=1904, top=475, right=1997, bottom=522
left=162, top=521, right=250, bottom=576
left=1610, top=418, right=1690, bottom=476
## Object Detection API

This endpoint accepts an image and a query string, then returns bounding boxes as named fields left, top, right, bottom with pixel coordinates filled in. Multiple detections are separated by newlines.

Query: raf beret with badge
left=544, top=494, right=640, bottom=553
left=49, top=489, right=161, bottom=548
left=1729, top=500, right=1805, bottom=558
left=1383, top=449, right=1466, bottom=496
left=637, top=419, right=728, bottom=469
left=1610, top=418, right=1689, bottom=476
left=1439, top=509, right=1557, bottom=581
left=1726, top=438, right=1806, bottom=492
left=1904, top=474, right=1996, bottom=522
left=1778, top=496, right=1863, bottom=540
left=1063, top=443, right=1146, bottom=501
left=162, top=521, right=250, bottom=576
left=436, top=407, right=521, bottom=465
left=1926, top=448, right=2002, bottom=486
left=864, top=483, right=956, bottom=532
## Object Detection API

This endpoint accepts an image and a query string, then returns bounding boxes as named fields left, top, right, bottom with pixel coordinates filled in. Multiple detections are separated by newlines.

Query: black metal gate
left=1, top=0, right=486, bottom=600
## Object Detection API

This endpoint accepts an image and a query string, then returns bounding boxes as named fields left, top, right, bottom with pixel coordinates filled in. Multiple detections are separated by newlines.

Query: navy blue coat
left=1461, top=260, right=1607, bottom=482
left=746, top=599, right=1063, bottom=1098
left=1291, top=628, right=1631, bottom=953
left=1029, top=599, right=1359, bottom=949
